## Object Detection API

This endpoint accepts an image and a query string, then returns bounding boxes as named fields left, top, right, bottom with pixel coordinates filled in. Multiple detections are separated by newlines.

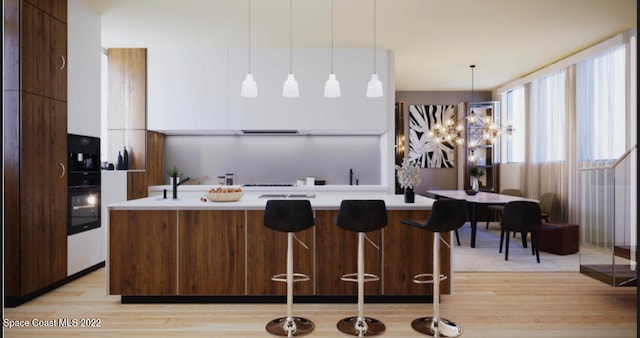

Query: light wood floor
left=3, top=268, right=636, bottom=337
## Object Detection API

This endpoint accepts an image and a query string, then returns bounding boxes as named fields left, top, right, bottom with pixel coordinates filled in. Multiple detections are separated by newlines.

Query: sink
left=259, top=194, right=287, bottom=198
left=258, top=194, right=315, bottom=198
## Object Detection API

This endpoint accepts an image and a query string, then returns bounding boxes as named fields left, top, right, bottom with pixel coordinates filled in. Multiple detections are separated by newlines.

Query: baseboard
left=4, top=261, right=105, bottom=307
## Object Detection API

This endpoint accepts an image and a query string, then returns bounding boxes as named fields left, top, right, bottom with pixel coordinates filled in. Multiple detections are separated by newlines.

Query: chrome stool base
left=411, top=317, right=463, bottom=337
left=266, top=317, right=314, bottom=337
left=337, top=316, right=385, bottom=337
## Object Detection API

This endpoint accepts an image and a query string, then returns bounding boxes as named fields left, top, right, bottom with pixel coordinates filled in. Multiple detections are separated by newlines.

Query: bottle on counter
left=123, top=146, right=129, bottom=170
left=225, top=173, right=234, bottom=185
left=116, top=151, right=124, bottom=170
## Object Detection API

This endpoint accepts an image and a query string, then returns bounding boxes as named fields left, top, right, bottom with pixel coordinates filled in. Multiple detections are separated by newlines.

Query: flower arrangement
left=395, top=158, right=421, bottom=189
left=470, top=167, right=485, bottom=178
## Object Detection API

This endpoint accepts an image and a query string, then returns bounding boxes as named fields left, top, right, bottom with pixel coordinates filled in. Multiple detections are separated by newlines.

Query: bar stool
left=401, top=199, right=467, bottom=337
left=335, top=200, right=388, bottom=337
left=264, top=200, right=315, bottom=337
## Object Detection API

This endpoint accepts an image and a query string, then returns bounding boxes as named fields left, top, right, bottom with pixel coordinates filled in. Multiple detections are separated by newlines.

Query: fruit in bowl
left=205, top=187, right=244, bottom=202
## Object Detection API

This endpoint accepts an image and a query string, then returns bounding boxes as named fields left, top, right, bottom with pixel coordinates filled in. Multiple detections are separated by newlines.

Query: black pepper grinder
left=123, top=146, right=129, bottom=170
left=116, top=151, right=124, bottom=170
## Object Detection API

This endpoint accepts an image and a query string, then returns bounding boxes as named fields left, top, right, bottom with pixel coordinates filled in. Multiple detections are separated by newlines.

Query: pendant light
left=467, top=64, right=477, bottom=124
left=324, top=0, right=341, bottom=97
left=282, top=0, right=299, bottom=98
left=241, top=0, right=258, bottom=97
left=366, top=0, right=383, bottom=98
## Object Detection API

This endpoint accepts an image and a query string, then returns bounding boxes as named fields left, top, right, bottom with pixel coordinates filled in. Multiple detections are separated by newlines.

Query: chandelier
left=429, top=65, right=514, bottom=149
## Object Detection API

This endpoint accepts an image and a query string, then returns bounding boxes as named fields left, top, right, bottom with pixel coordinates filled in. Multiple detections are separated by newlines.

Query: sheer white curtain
left=522, top=69, right=572, bottom=222
left=575, top=45, right=630, bottom=249
left=576, top=45, right=626, bottom=164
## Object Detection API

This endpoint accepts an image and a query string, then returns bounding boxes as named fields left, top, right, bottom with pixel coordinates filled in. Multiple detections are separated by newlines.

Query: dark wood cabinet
left=107, top=208, right=449, bottom=298
left=19, top=93, right=68, bottom=295
left=178, top=210, right=246, bottom=295
left=315, top=210, right=382, bottom=295
left=25, top=0, right=67, bottom=22
left=109, top=210, right=178, bottom=295
left=22, top=0, right=67, bottom=101
left=3, top=0, right=68, bottom=305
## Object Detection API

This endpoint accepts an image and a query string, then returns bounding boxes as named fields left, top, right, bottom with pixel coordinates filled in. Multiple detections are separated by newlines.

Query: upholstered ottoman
left=537, top=222, right=579, bottom=255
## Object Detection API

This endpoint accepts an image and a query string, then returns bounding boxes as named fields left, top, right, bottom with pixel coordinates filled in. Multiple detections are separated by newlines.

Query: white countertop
left=148, top=184, right=390, bottom=195
left=108, top=191, right=434, bottom=211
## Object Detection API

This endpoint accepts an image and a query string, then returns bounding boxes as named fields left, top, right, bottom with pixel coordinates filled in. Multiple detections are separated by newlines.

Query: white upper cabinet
left=147, top=48, right=229, bottom=133
left=148, top=47, right=392, bottom=134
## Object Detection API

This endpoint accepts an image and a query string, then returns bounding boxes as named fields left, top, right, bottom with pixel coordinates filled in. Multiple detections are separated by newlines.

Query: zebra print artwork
left=408, top=104, right=456, bottom=168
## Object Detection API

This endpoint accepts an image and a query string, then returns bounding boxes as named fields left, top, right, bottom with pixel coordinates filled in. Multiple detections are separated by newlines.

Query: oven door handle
left=69, top=185, right=99, bottom=190
left=60, top=162, right=66, bottom=178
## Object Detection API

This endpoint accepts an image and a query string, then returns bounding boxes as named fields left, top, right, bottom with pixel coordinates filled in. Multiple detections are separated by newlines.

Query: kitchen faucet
left=172, top=173, right=190, bottom=199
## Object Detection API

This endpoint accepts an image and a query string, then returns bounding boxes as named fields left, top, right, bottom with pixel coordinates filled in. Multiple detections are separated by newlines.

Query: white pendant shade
left=240, top=73, right=258, bottom=97
left=282, top=73, right=299, bottom=97
left=366, top=73, right=383, bottom=98
left=324, top=73, right=341, bottom=98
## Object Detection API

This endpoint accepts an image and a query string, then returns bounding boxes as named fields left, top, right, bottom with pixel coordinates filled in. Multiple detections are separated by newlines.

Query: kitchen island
left=107, top=191, right=451, bottom=303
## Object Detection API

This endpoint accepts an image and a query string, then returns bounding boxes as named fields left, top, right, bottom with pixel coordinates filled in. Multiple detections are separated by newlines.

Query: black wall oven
left=68, top=134, right=101, bottom=235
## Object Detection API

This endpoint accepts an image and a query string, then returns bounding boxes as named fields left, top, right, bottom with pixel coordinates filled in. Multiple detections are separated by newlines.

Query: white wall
left=67, top=0, right=104, bottom=276
left=67, top=0, right=101, bottom=137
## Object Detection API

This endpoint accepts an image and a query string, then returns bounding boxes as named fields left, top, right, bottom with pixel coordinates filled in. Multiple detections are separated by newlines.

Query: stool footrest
left=340, top=272, right=380, bottom=283
left=413, top=273, right=447, bottom=284
left=271, top=273, right=311, bottom=283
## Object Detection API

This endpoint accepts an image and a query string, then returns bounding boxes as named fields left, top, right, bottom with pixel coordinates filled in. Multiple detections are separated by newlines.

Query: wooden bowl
left=205, top=191, right=243, bottom=202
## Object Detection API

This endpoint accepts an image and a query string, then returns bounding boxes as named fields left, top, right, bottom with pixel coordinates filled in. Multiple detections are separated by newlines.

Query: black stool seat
left=263, top=199, right=315, bottom=337
left=265, top=200, right=315, bottom=233
left=335, top=199, right=387, bottom=337
left=402, top=199, right=468, bottom=233
left=401, top=199, right=467, bottom=338
left=336, top=200, right=388, bottom=233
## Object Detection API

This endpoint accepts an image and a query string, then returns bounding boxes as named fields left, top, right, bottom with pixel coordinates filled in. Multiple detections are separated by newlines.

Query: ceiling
left=81, top=0, right=636, bottom=91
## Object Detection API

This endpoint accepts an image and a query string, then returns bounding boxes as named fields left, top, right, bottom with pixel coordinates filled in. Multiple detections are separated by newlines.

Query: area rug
left=452, top=223, right=580, bottom=272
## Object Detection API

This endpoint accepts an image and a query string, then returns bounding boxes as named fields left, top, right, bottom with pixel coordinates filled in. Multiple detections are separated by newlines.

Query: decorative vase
left=470, top=177, right=479, bottom=192
left=404, top=187, right=415, bottom=203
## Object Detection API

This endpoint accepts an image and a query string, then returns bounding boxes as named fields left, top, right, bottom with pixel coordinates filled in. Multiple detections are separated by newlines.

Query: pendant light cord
left=373, top=0, right=377, bottom=74
left=331, top=0, right=334, bottom=73
left=289, top=0, right=293, bottom=74
left=248, top=0, right=251, bottom=73
left=470, top=64, right=475, bottom=104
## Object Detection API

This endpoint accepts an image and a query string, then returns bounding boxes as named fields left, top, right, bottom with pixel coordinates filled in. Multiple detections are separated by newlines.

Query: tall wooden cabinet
left=3, top=0, right=68, bottom=306
left=457, top=101, right=500, bottom=192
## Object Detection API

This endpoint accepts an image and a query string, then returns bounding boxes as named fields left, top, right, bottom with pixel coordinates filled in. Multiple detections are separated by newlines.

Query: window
left=529, top=70, right=567, bottom=163
left=504, top=86, right=525, bottom=163
left=576, top=45, right=626, bottom=162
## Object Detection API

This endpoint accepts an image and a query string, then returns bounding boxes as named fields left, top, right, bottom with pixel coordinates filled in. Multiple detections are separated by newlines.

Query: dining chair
left=499, top=201, right=542, bottom=263
left=539, top=192, right=557, bottom=222
left=485, top=189, right=523, bottom=229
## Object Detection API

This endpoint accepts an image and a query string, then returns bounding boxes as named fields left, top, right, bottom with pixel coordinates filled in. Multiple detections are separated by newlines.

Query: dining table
left=427, top=190, right=539, bottom=248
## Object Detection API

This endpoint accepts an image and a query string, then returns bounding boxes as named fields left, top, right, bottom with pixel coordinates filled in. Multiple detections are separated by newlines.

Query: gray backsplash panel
left=164, top=135, right=382, bottom=185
